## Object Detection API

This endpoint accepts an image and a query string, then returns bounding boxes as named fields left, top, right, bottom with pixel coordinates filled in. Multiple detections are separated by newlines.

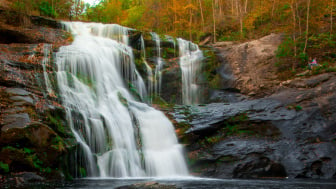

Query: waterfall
left=41, top=44, right=53, bottom=95
left=177, top=38, right=203, bottom=105
left=56, top=22, right=188, bottom=177
left=140, top=36, right=154, bottom=103
left=150, top=32, right=163, bottom=96
left=165, top=35, right=177, bottom=57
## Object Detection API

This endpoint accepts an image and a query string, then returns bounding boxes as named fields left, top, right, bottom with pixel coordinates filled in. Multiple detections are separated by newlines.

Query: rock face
left=172, top=33, right=336, bottom=179
left=210, top=33, right=283, bottom=97
left=0, top=9, right=75, bottom=179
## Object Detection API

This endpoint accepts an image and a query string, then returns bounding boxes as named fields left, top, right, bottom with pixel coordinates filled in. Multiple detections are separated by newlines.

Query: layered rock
left=209, top=33, right=283, bottom=97
left=172, top=33, right=336, bottom=179
left=0, top=10, right=75, bottom=180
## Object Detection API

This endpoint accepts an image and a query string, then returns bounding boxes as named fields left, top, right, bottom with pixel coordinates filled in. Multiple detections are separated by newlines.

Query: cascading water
left=56, top=22, right=188, bottom=177
left=150, top=32, right=163, bottom=96
left=177, top=38, right=203, bottom=105
left=41, top=44, right=53, bottom=95
left=140, top=36, right=154, bottom=102
left=165, top=35, right=177, bottom=57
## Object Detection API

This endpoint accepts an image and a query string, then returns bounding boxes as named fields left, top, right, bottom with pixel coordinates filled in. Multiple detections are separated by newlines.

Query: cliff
left=173, top=33, right=336, bottom=179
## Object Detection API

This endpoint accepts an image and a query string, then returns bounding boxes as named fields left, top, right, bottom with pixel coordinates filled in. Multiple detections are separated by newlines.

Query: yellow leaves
left=184, top=4, right=197, bottom=11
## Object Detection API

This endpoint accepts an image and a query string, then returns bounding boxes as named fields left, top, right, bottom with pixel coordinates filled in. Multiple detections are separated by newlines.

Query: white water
left=56, top=22, right=188, bottom=177
left=150, top=32, right=163, bottom=96
left=177, top=38, right=203, bottom=105
left=41, top=44, right=53, bottom=95
left=140, top=36, right=154, bottom=102
left=165, top=35, right=177, bottom=57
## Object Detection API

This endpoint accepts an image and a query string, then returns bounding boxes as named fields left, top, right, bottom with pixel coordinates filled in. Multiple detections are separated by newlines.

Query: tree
left=290, top=0, right=297, bottom=70
left=303, top=0, right=310, bottom=53
left=212, top=0, right=216, bottom=42
left=198, top=0, right=205, bottom=31
left=331, top=0, right=334, bottom=38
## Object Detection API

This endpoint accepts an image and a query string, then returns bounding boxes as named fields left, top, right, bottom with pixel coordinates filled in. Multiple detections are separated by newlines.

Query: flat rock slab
left=10, top=96, right=34, bottom=105
left=116, top=182, right=179, bottom=189
left=175, top=98, right=296, bottom=134
left=5, top=88, right=30, bottom=96
left=2, top=113, right=31, bottom=131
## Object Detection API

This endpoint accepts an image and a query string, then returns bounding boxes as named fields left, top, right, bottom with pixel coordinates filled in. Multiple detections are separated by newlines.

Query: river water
left=6, top=178, right=336, bottom=189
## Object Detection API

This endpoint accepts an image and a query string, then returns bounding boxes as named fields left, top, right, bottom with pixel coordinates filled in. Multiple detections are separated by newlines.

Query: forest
left=4, top=0, right=336, bottom=75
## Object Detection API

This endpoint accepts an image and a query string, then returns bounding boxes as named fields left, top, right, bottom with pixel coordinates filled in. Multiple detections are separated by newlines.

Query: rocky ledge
left=174, top=66, right=336, bottom=179
left=0, top=9, right=75, bottom=181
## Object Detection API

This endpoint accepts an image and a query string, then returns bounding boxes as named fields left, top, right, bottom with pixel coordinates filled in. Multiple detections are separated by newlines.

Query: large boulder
left=211, top=33, right=283, bottom=97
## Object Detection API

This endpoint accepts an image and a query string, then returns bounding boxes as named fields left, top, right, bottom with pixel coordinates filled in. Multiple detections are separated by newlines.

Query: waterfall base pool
left=4, top=178, right=336, bottom=189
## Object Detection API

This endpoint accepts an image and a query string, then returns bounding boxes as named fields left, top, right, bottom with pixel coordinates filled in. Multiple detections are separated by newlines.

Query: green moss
left=3, top=146, right=18, bottom=151
left=23, top=147, right=34, bottom=154
left=197, top=113, right=280, bottom=147
left=47, top=113, right=65, bottom=135
left=161, top=47, right=177, bottom=59
left=118, top=92, right=128, bottom=107
left=229, top=113, right=249, bottom=122
left=51, top=135, right=65, bottom=151
left=217, top=156, right=236, bottom=163
left=0, top=161, right=9, bottom=173
left=151, top=94, right=173, bottom=109
left=76, top=72, right=96, bottom=89
left=287, top=104, right=303, bottom=111
left=80, top=167, right=87, bottom=177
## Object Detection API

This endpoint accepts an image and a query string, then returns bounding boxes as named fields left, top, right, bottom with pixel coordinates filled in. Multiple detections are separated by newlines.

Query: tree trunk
left=271, top=0, right=276, bottom=18
left=331, top=0, right=334, bottom=38
left=296, top=0, right=302, bottom=35
left=236, top=0, right=239, bottom=16
left=212, top=0, right=217, bottom=42
left=189, top=0, right=193, bottom=41
left=238, top=0, right=243, bottom=38
left=198, top=0, right=205, bottom=31
left=291, top=1, right=297, bottom=70
left=303, top=0, right=310, bottom=53
left=232, top=0, right=234, bottom=15
left=244, top=0, right=248, bottom=13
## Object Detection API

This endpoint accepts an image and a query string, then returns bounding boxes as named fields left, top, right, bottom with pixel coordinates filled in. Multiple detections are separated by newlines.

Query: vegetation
left=7, top=0, right=85, bottom=19
left=0, top=161, right=9, bottom=173
left=198, top=113, right=281, bottom=147
left=3, top=0, right=335, bottom=77
left=80, top=0, right=335, bottom=76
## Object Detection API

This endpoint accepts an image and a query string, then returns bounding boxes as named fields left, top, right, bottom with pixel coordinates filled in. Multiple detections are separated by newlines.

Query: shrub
left=0, top=162, right=9, bottom=173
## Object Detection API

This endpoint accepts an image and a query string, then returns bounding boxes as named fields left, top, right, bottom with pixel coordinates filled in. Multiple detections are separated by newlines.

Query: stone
left=211, top=33, right=283, bottom=96
left=17, top=172, right=45, bottom=182
left=2, top=113, right=31, bottom=131
left=10, top=96, right=34, bottom=105
left=116, top=182, right=179, bottom=189
left=5, top=88, right=31, bottom=96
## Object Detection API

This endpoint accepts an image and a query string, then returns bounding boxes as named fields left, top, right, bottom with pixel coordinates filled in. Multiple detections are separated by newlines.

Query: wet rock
left=0, top=29, right=36, bottom=44
left=233, top=156, right=287, bottom=179
left=15, top=172, right=45, bottom=182
left=174, top=72, right=336, bottom=179
left=177, top=98, right=295, bottom=134
left=30, top=16, right=62, bottom=28
left=116, top=182, right=179, bottom=189
left=208, top=90, right=247, bottom=103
